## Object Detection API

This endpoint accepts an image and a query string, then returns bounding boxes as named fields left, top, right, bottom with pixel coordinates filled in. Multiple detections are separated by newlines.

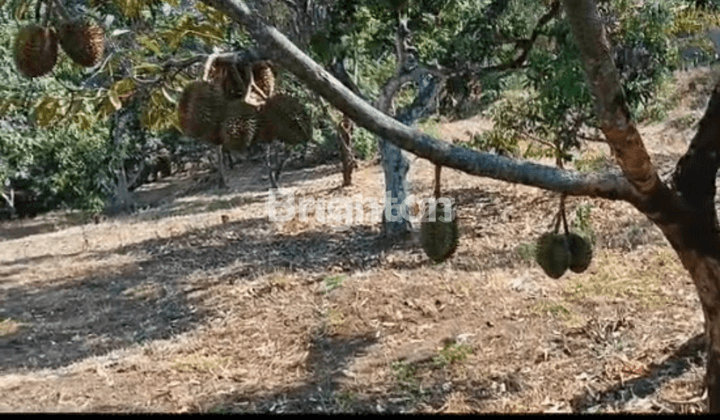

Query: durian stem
left=434, top=164, right=442, bottom=199
left=251, top=81, right=269, bottom=100
left=35, top=0, right=43, bottom=23
left=242, top=67, right=258, bottom=104
left=41, top=0, right=52, bottom=26
left=552, top=208, right=562, bottom=234
left=202, top=52, right=221, bottom=82
left=229, top=60, right=247, bottom=98
left=559, top=194, right=569, bottom=234
left=50, top=0, right=70, bottom=23
left=239, top=61, right=253, bottom=102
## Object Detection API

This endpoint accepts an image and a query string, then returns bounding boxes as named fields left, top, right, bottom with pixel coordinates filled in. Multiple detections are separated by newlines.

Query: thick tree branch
left=562, top=0, right=661, bottom=196
left=328, top=59, right=366, bottom=101
left=673, top=82, right=720, bottom=231
left=199, top=0, right=641, bottom=204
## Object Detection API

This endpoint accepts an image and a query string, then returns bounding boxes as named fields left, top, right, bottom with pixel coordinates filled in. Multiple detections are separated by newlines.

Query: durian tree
left=191, top=0, right=720, bottom=412
left=5, top=0, right=720, bottom=411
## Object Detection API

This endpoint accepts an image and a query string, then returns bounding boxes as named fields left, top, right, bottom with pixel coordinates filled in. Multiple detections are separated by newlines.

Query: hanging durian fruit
left=566, top=232, right=592, bottom=273
left=252, top=61, right=275, bottom=99
left=220, top=100, right=259, bottom=151
left=178, top=81, right=227, bottom=143
left=421, top=200, right=460, bottom=263
left=255, top=93, right=313, bottom=145
left=535, top=195, right=594, bottom=279
left=420, top=165, right=460, bottom=263
left=535, top=232, right=570, bottom=279
left=58, top=20, right=105, bottom=67
left=207, top=61, right=247, bottom=100
left=14, top=24, right=58, bottom=78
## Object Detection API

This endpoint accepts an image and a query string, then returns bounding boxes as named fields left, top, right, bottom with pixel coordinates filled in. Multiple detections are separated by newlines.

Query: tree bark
left=337, top=114, right=357, bottom=187
left=563, top=0, right=720, bottom=411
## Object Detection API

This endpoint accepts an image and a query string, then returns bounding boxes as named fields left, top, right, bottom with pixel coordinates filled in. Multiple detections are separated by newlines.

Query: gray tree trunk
left=380, top=73, right=445, bottom=237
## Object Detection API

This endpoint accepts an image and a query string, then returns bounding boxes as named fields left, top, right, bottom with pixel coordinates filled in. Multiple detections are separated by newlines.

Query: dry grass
left=0, top=67, right=715, bottom=413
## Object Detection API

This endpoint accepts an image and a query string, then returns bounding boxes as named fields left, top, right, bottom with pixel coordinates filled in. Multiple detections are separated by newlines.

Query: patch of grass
left=353, top=127, right=378, bottom=161
left=624, top=224, right=647, bottom=249
left=562, top=250, right=671, bottom=308
left=573, top=153, right=609, bottom=173
left=334, top=389, right=358, bottom=412
left=230, top=196, right=263, bottom=206
left=207, top=404, right=231, bottom=414
left=324, top=308, right=345, bottom=329
left=123, top=282, right=163, bottom=300
left=639, top=73, right=679, bottom=123
left=420, top=117, right=443, bottom=139
left=270, top=274, right=291, bottom=288
left=433, top=342, right=472, bottom=368
left=323, top=274, right=346, bottom=293
left=391, top=361, right=422, bottom=396
left=529, top=300, right=571, bottom=318
left=171, top=354, right=230, bottom=373
left=527, top=299, right=584, bottom=327
left=668, top=113, right=698, bottom=131
left=515, top=242, right=536, bottom=263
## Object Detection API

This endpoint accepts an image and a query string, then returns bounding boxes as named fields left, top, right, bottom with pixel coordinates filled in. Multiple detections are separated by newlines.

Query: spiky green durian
left=220, top=100, right=259, bottom=151
left=535, top=233, right=570, bottom=279
left=178, top=81, right=226, bottom=143
left=14, top=24, right=58, bottom=78
left=58, top=20, right=105, bottom=67
left=255, top=94, right=313, bottom=145
left=566, top=233, right=593, bottom=273
left=420, top=202, right=460, bottom=263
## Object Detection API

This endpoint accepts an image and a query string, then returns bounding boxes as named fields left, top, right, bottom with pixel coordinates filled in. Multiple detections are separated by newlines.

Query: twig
left=202, top=51, right=222, bottom=82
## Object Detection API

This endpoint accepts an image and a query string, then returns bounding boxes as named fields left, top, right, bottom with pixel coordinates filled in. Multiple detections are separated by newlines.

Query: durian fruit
left=13, top=24, right=58, bottom=78
left=566, top=232, right=593, bottom=273
left=252, top=61, right=275, bottom=99
left=58, top=20, right=105, bottom=67
left=220, top=100, right=259, bottom=151
left=255, top=94, right=313, bottom=145
left=207, top=61, right=246, bottom=100
left=420, top=201, right=460, bottom=263
left=535, top=232, right=570, bottom=279
left=178, top=81, right=227, bottom=143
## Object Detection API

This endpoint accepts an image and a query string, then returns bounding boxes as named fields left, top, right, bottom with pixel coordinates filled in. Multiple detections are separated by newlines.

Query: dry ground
left=0, top=68, right=717, bottom=413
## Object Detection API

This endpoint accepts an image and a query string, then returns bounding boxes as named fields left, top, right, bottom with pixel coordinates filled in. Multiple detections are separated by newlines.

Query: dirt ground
left=0, top=68, right=717, bottom=413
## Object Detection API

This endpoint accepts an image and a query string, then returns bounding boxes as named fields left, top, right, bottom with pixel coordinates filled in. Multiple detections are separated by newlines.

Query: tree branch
left=673, top=81, right=720, bottom=231
left=510, top=0, right=561, bottom=68
left=562, top=0, right=661, bottom=196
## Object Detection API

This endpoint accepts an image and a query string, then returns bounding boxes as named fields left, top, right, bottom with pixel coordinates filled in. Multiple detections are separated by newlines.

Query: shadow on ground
left=570, top=333, right=707, bottom=412
left=199, top=331, right=499, bottom=414
left=0, top=217, right=393, bottom=373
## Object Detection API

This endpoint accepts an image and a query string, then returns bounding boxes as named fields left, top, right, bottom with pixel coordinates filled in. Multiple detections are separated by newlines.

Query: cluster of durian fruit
left=14, top=10, right=105, bottom=78
left=535, top=231, right=593, bottom=279
left=178, top=59, right=313, bottom=155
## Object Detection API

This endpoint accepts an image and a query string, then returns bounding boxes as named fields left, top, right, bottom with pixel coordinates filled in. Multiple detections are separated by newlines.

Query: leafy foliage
left=2, top=0, right=719, bottom=218
left=0, top=116, right=111, bottom=212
